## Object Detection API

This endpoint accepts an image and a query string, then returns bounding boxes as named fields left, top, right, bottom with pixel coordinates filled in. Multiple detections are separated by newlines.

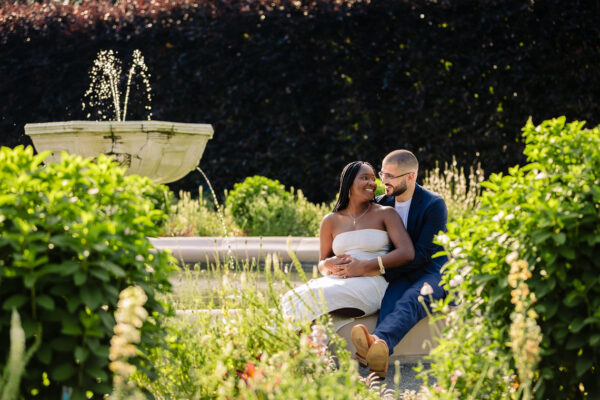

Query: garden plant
left=425, top=117, right=600, bottom=399
left=0, top=146, right=176, bottom=399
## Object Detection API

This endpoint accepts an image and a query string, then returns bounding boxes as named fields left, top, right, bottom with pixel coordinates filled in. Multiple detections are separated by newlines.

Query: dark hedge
left=1, top=0, right=599, bottom=202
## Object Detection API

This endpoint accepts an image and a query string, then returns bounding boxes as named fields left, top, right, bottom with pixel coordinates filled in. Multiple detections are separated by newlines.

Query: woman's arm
left=317, top=214, right=350, bottom=276
left=342, top=208, right=415, bottom=277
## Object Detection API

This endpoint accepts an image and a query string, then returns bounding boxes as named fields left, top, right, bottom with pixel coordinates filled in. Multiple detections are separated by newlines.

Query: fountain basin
left=24, top=120, right=214, bottom=184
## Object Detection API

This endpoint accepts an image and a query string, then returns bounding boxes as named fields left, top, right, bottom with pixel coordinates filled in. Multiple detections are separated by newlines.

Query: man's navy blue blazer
left=376, top=184, right=448, bottom=282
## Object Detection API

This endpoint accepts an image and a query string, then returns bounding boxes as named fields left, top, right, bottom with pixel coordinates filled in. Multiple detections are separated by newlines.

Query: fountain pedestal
left=25, top=120, right=213, bottom=184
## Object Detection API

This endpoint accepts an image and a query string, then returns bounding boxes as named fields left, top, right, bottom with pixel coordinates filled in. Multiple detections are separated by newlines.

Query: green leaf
left=532, top=231, right=552, bottom=244
left=590, top=334, right=600, bottom=347
left=564, top=291, right=582, bottom=307
left=36, top=295, right=55, bottom=311
left=575, top=354, right=594, bottom=377
left=570, top=317, right=585, bottom=333
left=89, top=382, right=112, bottom=395
left=36, top=345, right=52, bottom=365
left=61, top=322, right=82, bottom=336
left=3, top=294, right=27, bottom=310
left=51, top=362, right=75, bottom=381
left=80, top=286, right=103, bottom=310
left=24, top=273, right=37, bottom=288
left=98, top=309, right=115, bottom=331
left=74, top=270, right=87, bottom=286
left=96, top=260, right=126, bottom=278
left=89, top=343, right=109, bottom=358
left=552, top=232, right=566, bottom=245
left=89, top=268, right=110, bottom=282
left=74, top=346, right=89, bottom=363
left=39, top=261, right=79, bottom=276
left=559, top=246, right=576, bottom=260
left=51, top=336, right=76, bottom=352
left=49, top=284, right=72, bottom=296
left=85, top=365, right=109, bottom=381
left=566, top=333, right=587, bottom=350
left=553, top=328, right=569, bottom=343
left=66, top=296, right=80, bottom=313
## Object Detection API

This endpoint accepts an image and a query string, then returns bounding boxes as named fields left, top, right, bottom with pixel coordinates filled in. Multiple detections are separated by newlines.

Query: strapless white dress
left=281, top=229, right=390, bottom=322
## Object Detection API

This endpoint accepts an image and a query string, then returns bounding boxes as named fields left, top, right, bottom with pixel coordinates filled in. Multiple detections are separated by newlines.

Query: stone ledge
left=150, top=236, right=320, bottom=264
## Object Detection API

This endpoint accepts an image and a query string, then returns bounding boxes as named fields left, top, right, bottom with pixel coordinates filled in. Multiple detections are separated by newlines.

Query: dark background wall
left=1, top=0, right=598, bottom=202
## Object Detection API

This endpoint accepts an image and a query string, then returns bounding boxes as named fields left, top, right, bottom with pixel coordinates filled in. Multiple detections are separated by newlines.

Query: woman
left=281, top=161, right=414, bottom=322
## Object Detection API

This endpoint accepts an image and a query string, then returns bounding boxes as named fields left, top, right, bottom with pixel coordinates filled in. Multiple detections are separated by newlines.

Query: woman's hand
left=334, top=257, right=381, bottom=278
left=319, top=255, right=351, bottom=276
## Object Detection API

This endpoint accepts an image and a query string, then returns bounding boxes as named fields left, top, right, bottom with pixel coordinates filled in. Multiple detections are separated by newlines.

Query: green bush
left=225, top=176, right=328, bottom=236
left=428, top=117, right=600, bottom=399
left=0, top=146, right=176, bottom=399
left=226, top=176, right=292, bottom=231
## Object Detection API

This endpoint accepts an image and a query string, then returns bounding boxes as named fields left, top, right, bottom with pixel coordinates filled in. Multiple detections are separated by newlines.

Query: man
left=348, top=149, right=448, bottom=377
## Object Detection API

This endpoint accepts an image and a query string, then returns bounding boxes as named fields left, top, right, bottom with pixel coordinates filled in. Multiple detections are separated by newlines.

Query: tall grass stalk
left=423, top=156, right=484, bottom=221
left=162, top=189, right=240, bottom=237
left=0, top=310, right=41, bottom=400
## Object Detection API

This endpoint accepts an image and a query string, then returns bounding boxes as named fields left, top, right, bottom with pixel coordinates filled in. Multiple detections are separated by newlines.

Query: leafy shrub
left=162, top=189, right=241, bottom=237
left=0, top=146, right=176, bottom=399
left=428, top=117, right=600, bottom=399
left=225, top=176, right=328, bottom=236
left=226, top=176, right=292, bottom=230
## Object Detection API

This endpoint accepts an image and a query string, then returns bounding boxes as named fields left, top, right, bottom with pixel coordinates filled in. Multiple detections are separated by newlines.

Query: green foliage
left=162, top=189, right=241, bottom=237
left=375, top=178, right=385, bottom=197
left=428, top=117, right=600, bottom=399
left=225, top=176, right=329, bottom=236
left=0, top=146, right=176, bottom=399
left=138, top=256, right=383, bottom=399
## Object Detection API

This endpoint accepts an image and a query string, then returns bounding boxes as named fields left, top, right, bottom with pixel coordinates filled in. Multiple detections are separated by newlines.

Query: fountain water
left=25, top=49, right=213, bottom=184
left=82, top=49, right=152, bottom=122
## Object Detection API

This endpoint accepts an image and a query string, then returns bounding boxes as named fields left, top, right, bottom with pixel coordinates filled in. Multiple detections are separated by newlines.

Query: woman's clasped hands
left=319, top=254, right=366, bottom=278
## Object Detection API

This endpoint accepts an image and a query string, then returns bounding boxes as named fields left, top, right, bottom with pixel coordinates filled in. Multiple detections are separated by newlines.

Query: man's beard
left=387, top=181, right=407, bottom=197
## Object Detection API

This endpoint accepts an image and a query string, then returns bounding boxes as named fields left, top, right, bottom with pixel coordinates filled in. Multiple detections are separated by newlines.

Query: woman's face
left=349, top=164, right=377, bottom=201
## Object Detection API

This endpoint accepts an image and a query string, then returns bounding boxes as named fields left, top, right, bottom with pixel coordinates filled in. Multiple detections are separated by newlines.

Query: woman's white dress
left=281, top=229, right=390, bottom=322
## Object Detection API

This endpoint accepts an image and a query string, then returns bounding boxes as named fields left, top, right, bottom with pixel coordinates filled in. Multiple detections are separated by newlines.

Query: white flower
left=437, top=234, right=450, bottom=245
left=505, top=251, right=519, bottom=265
left=450, top=275, right=464, bottom=287
left=420, top=282, right=434, bottom=296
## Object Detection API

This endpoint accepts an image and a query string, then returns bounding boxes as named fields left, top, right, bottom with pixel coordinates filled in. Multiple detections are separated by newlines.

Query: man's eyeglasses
left=378, top=171, right=413, bottom=180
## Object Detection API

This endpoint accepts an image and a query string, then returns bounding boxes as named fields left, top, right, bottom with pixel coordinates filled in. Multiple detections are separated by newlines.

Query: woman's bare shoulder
left=321, top=211, right=341, bottom=225
left=371, top=203, right=395, bottom=213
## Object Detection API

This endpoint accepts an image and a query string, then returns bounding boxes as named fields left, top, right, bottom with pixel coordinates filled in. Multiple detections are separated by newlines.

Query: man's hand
left=319, top=255, right=351, bottom=276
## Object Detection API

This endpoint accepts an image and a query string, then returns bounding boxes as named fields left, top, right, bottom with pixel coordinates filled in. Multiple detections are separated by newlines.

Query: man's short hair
left=383, top=150, right=419, bottom=174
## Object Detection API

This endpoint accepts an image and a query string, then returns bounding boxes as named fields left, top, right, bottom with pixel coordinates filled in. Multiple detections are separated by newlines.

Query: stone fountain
left=24, top=50, right=213, bottom=184
left=25, top=120, right=213, bottom=184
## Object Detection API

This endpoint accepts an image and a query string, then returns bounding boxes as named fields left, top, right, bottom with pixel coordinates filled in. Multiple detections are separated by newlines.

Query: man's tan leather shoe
left=350, top=324, right=374, bottom=366
left=366, top=339, right=389, bottom=378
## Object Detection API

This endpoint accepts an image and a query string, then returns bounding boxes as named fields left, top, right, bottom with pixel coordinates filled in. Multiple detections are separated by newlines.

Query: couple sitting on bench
left=281, top=149, right=448, bottom=377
